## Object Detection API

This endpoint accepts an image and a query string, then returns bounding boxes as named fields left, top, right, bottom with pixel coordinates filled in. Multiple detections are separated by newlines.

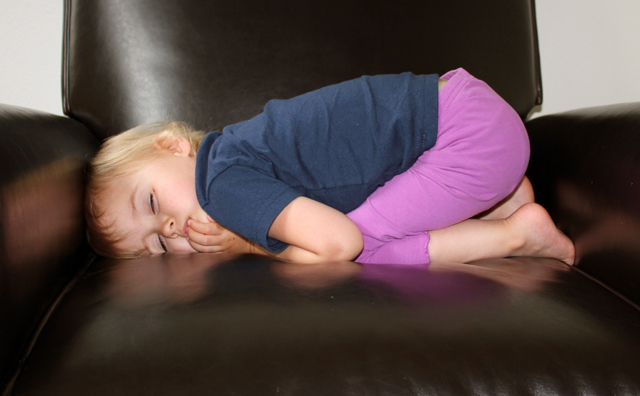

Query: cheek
left=165, top=183, right=200, bottom=211
left=168, top=237, right=197, bottom=253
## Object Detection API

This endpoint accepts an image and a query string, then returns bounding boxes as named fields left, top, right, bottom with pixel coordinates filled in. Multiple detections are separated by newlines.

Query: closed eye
left=149, top=192, right=157, bottom=214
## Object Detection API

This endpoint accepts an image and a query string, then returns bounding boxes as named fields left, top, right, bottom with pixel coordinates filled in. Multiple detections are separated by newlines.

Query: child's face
left=100, top=149, right=209, bottom=256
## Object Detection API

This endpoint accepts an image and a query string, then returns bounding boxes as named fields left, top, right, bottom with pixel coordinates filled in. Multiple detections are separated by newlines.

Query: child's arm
left=268, top=197, right=364, bottom=263
left=188, top=199, right=364, bottom=263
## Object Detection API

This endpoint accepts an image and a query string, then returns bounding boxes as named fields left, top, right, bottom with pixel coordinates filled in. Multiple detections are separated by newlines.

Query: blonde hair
left=85, top=121, right=206, bottom=259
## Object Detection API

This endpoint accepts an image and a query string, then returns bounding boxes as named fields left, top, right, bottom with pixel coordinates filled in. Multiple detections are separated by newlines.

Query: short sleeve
left=199, top=165, right=303, bottom=253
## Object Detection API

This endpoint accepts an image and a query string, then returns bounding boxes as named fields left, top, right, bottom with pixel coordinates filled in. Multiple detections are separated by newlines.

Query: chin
left=171, top=239, right=198, bottom=253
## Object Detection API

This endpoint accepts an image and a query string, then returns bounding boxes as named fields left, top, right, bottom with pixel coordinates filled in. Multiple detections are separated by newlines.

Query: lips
left=182, top=218, right=190, bottom=237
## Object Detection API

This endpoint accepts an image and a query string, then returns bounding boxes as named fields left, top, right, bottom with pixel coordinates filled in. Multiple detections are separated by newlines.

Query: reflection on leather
left=1, top=159, right=85, bottom=295
left=101, top=254, right=569, bottom=308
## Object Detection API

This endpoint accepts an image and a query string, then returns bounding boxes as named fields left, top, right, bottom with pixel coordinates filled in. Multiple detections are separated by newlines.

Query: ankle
left=502, top=217, right=527, bottom=256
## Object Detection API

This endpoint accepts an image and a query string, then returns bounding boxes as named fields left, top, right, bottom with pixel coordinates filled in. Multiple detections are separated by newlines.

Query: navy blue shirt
left=195, top=73, right=439, bottom=253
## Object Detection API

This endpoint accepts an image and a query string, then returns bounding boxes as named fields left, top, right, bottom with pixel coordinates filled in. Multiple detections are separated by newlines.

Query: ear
left=153, top=135, right=192, bottom=156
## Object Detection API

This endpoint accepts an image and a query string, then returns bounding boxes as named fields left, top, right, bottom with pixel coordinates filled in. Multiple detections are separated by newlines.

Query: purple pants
left=347, top=68, right=530, bottom=264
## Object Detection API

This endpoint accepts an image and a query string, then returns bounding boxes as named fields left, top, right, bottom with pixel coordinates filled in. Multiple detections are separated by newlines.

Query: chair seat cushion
left=11, top=254, right=640, bottom=395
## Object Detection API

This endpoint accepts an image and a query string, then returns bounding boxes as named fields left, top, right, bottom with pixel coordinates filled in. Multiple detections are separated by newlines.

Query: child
left=85, top=68, right=575, bottom=265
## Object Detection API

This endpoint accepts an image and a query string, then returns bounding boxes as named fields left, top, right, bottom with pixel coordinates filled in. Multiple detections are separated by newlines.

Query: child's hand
left=187, top=216, right=254, bottom=254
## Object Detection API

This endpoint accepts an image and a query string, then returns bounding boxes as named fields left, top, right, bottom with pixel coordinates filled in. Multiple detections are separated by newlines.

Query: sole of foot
left=508, top=202, right=576, bottom=266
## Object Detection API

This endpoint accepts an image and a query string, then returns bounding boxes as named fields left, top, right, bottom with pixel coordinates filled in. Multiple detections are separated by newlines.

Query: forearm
left=268, top=197, right=364, bottom=263
left=244, top=236, right=361, bottom=263
left=273, top=244, right=359, bottom=264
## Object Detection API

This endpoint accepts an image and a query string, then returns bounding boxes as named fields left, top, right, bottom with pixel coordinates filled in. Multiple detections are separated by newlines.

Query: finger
left=207, top=215, right=216, bottom=223
left=188, top=238, right=225, bottom=253
left=188, top=219, right=223, bottom=234
left=187, top=228, right=223, bottom=246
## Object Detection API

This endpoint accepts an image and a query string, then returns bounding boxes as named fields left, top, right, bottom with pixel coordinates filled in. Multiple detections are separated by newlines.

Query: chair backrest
left=63, top=0, right=542, bottom=140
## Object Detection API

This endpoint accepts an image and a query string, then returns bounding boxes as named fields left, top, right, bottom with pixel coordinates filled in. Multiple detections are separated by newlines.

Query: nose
left=161, top=217, right=181, bottom=238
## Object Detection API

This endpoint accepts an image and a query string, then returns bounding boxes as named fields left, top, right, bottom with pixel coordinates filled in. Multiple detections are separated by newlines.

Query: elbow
left=321, top=232, right=363, bottom=262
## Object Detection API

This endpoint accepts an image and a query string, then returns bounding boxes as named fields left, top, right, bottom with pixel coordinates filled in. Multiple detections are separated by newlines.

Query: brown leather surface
left=528, top=102, right=640, bottom=306
left=0, top=104, right=98, bottom=390
left=10, top=255, right=640, bottom=395
left=63, top=0, right=542, bottom=140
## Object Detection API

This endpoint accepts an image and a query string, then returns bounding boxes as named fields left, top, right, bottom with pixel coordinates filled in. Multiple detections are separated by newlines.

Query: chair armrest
left=0, top=104, right=99, bottom=389
left=526, top=102, right=640, bottom=305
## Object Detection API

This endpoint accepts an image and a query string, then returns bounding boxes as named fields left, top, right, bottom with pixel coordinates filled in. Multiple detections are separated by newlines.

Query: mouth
left=181, top=218, right=191, bottom=237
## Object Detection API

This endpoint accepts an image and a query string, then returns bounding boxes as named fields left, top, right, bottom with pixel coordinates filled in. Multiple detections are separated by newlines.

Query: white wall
left=0, top=1, right=64, bottom=115
left=533, top=0, right=640, bottom=117
left=1, top=0, right=639, bottom=118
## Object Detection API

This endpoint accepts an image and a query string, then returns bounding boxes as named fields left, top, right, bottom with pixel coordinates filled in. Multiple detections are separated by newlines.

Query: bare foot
left=506, top=203, right=576, bottom=265
left=477, top=176, right=535, bottom=220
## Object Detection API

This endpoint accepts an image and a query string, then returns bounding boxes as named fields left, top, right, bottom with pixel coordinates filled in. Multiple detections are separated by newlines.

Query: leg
left=428, top=203, right=575, bottom=265
left=349, top=69, right=531, bottom=264
left=476, top=176, right=535, bottom=220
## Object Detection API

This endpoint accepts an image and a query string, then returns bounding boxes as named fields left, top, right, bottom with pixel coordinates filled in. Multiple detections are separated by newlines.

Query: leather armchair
left=2, top=0, right=640, bottom=394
